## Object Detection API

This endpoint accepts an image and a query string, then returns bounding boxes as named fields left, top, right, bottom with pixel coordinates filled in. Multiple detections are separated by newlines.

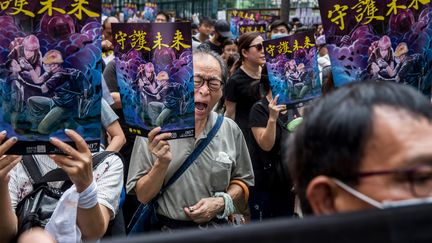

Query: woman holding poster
left=248, top=70, right=296, bottom=220
left=225, top=32, right=266, bottom=147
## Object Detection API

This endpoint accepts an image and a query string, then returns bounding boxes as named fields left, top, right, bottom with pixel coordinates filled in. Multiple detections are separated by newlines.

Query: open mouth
left=195, top=102, right=208, bottom=111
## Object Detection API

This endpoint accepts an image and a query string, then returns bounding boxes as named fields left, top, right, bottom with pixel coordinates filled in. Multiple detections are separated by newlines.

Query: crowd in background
left=100, top=11, right=334, bottom=226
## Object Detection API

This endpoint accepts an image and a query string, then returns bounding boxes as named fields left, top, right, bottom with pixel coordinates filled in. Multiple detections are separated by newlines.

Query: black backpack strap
left=39, top=168, right=70, bottom=184
left=22, top=155, right=43, bottom=184
left=92, top=151, right=119, bottom=168
left=26, top=151, right=119, bottom=185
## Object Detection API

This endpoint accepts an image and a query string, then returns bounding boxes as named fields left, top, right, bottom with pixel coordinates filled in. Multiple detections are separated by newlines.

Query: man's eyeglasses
left=354, top=164, right=432, bottom=198
left=193, top=75, right=224, bottom=92
left=249, top=43, right=263, bottom=51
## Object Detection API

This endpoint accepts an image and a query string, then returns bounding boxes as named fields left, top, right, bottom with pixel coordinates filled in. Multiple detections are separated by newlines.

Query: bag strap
left=22, top=151, right=118, bottom=184
left=22, top=155, right=43, bottom=184
left=160, top=115, right=224, bottom=194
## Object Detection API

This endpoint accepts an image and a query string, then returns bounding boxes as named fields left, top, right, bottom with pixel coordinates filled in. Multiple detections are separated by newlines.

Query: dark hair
left=226, top=53, right=240, bottom=76
left=222, top=39, right=237, bottom=50
left=321, top=66, right=335, bottom=95
left=295, top=26, right=315, bottom=34
left=288, top=81, right=432, bottom=214
left=199, top=16, right=213, bottom=26
left=230, top=32, right=262, bottom=75
left=270, top=20, right=291, bottom=32
left=156, top=11, right=170, bottom=21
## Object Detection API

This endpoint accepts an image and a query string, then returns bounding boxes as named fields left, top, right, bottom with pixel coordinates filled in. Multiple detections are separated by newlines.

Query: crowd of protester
left=1, top=9, right=431, bottom=243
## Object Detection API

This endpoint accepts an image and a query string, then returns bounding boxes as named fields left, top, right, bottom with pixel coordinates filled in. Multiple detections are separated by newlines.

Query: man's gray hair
left=193, top=49, right=228, bottom=85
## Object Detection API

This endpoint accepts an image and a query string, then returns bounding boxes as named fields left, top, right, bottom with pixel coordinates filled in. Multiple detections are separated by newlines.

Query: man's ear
left=306, top=175, right=340, bottom=215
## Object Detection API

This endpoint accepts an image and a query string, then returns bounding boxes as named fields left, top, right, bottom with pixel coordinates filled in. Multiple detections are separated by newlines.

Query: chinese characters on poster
left=230, top=10, right=274, bottom=39
left=112, top=23, right=195, bottom=139
left=319, top=0, right=432, bottom=97
left=238, top=24, right=267, bottom=39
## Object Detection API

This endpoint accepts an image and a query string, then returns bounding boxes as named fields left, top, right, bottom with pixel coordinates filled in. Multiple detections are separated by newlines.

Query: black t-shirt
left=199, top=40, right=223, bottom=55
left=225, top=68, right=261, bottom=144
left=248, top=98, right=295, bottom=189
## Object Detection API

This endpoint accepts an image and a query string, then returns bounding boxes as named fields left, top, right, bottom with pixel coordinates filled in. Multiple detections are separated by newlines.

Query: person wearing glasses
left=126, top=49, right=254, bottom=230
left=225, top=32, right=266, bottom=150
left=288, top=81, right=432, bottom=215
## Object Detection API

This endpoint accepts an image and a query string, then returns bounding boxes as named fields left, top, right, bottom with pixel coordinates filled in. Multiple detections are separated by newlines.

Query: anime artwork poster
left=122, top=3, right=137, bottom=22
left=319, top=0, right=432, bottom=97
left=260, top=14, right=280, bottom=24
left=143, top=2, right=158, bottom=22
left=230, top=10, right=269, bottom=39
left=102, top=3, right=114, bottom=17
left=0, top=1, right=102, bottom=154
left=264, top=31, right=322, bottom=105
left=112, top=23, right=195, bottom=139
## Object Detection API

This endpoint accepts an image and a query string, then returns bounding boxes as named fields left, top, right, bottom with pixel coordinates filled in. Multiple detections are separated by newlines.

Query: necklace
left=240, top=65, right=261, bottom=80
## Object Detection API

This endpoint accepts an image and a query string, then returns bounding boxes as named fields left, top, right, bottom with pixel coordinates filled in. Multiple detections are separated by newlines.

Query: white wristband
left=214, top=192, right=236, bottom=219
left=78, top=180, right=98, bottom=209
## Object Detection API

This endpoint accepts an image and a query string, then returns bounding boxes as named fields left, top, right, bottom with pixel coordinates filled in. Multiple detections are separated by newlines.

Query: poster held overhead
left=264, top=31, right=322, bottom=105
left=112, top=23, right=195, bottom=139
left=0, top=0, right=102, bottom=154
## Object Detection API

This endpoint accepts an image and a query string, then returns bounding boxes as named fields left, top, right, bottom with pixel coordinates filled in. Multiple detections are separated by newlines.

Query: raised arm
left=49, top=130, right=113, bottom=240
left=134, top=127, right=172, bottom=204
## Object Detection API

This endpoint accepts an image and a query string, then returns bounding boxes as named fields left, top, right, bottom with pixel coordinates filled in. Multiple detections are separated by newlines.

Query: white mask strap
left=332, top=178, right=384, bottom=209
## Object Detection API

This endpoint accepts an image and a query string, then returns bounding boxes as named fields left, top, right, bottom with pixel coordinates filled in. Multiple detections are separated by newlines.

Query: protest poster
left=239, top=24, right=267, bottom=39
left=122, top=3, right=137, bottom=22
left=112, top=23, right=195, bottom=139
left=264, top=31, right=321, bottom=105
left=319, top=0, right=432, bottom=97
left=102, top=3, right=114, bottom=17
left=143, top=2, right=158, bottom=22
left=230, top=10, right=278, bottom=39
left=230, top=10, right=269, bottom=39
left=260, top=14, right=280, bottom=24
left=0, top=0, right=102, bottom=154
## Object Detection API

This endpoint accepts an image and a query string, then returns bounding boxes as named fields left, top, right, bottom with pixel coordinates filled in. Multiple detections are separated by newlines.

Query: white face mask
left=332, top=178, right=432, bottom=209
left=271, top=33, right=289, bottom=40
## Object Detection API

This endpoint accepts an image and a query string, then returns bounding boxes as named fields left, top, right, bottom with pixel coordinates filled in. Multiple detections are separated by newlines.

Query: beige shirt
left=127, top=112, right=254, bottom=220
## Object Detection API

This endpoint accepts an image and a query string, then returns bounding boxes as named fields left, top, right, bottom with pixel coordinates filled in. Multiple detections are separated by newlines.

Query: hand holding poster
left=0, top=1, right=102, bottom=154
left=112, top=23, right=195, bottom=139
left=319, top=0, right=432, bottom=97
left=264, top=31, right=321, bottom=105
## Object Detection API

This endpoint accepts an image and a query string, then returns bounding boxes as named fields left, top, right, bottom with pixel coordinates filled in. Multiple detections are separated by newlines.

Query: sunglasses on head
left=249, top=43, right=263, bottom=51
